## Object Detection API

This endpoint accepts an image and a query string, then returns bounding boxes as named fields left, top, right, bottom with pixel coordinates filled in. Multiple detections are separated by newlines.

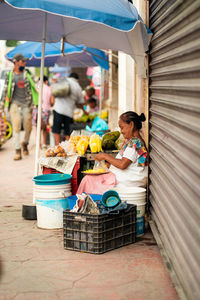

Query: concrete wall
left=107, top=51, right=119, bottom=131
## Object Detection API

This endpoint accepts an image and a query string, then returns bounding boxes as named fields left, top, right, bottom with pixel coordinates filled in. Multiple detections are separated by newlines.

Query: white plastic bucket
left=114, top=186, right=146, bottom=195
left=36, top=198, right=68, bottom=229
left=136, top=216, right=145, bottom=237
left=125, top=200, right=146, bottom=237
left=120, top=194, right=146, bottom=201
left=33, top=178, right=72, bottom=229
left=34, top=185, right=71, bottom=200
left=114, top=186, right=146, bottom=237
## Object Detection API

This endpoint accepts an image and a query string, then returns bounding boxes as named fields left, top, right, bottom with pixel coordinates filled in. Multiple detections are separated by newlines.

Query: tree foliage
left=6, top=40, right=20, bottom=47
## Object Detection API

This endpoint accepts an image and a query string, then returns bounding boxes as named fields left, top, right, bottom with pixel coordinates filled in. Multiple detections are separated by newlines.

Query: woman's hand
left=95, top=153, right=106, bottom=161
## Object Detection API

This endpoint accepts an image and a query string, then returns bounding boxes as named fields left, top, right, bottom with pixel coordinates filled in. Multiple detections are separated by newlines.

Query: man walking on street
left=52, top=72, right=85, bottom=145
left=1, top=54, right=38, bottom=160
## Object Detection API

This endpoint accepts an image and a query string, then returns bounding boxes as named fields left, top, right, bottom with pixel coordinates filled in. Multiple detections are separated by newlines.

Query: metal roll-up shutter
left=148, top=1, right=200, bottom=300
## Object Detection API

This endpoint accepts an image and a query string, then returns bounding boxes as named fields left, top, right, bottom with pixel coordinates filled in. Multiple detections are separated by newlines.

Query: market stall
left=38, top=130, right=120, bottom=194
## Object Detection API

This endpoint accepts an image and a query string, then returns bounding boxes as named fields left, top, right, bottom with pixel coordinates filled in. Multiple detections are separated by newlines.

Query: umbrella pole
left=33, top=13, right=47, bottom=203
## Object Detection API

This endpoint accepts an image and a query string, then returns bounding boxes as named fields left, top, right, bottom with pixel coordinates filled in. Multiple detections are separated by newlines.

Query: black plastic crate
left=63, top=204, right=136, bottom=254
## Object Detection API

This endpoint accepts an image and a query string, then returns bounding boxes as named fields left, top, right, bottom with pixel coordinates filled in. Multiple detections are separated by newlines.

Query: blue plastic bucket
left=33, top=174, right=72, bottom=185
left=67, top=194, right=102, bottom=210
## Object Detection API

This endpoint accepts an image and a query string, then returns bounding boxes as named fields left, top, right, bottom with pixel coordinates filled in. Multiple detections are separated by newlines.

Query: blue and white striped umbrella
left=0, top=0, right=152, bottom=176
left=1, top=0, right=152, bottom=64
left=6, top=41, right=109, bottom=69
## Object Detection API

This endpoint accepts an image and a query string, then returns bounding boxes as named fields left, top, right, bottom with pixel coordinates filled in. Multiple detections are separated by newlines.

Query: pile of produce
left=89, top=133, right=102, bottom=153
left=101, top=131, right=120, bottom=151
left=76, top=136, right=90, bottom=155
left=44, top=130, right=122, bottom=158
left=45, top=145, right=67, bottom=157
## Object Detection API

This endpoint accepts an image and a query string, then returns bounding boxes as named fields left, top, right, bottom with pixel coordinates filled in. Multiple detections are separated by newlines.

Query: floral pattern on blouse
left=119, top=137, right=148, bottom=167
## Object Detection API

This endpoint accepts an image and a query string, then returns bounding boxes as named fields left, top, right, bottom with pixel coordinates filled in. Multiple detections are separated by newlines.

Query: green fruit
left=102, top=131, right=120, bottom=143
left=102, top=139, right=116, bottom=150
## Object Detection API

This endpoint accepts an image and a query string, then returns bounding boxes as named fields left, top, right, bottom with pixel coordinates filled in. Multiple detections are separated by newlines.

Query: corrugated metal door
left=148, top=1, right=200, bottom=299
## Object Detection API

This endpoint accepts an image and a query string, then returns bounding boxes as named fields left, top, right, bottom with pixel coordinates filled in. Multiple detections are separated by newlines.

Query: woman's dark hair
left=120, top=111, right=146, bottom=130
left=69, top=72, right=79, bottom=80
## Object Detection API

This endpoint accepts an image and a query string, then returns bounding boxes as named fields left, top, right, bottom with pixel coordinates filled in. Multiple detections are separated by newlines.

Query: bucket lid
left=33, top=174, right=72, bottom=185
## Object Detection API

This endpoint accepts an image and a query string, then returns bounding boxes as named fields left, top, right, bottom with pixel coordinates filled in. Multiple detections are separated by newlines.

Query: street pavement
left=0, top=130, right=179, bottom=300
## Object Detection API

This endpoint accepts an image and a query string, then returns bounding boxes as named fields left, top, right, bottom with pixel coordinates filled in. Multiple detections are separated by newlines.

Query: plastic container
left=67, top=194, right=102, bottom=210
left=114, top=186, right=146, bottom=194
left=36, top=198, right=68, bottom=229
left=34, top=184, right=71, bottom=199
left=63, top=204, right=136, bottom=254
left=33, top=174, right=72, bottom=229
left=113, top=186, right=146, bottom=237
left=33, top=173, right=72, bottom=185
left=101, top=190, right=120, bottom=208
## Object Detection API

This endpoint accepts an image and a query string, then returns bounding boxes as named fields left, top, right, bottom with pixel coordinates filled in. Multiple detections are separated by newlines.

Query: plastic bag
left=89, top=133, right=102, bottom=153
left=84, top=160, right=108, bottom=174
left=59, top=141, right=77, bottom=155
left=52, top=79, right=71, bottom=97
left=93, top=160, right=109, bottom=172
left=69, top=130, right=81, bottom=148
left=76, top=136, right=89, bottom=155
left=86, top=116, right=109, bottom=132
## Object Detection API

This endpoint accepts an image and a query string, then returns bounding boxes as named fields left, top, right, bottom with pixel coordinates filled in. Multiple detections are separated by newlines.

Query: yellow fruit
left=89, top=133, right=102, bottom=153
left=76, top=137, right=89, bottom=155
left=85, top=168, right=105, bottom=174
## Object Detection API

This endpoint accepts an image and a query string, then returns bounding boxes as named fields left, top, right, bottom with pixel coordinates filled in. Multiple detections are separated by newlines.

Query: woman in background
left=32, top=76, right=54, bottom=148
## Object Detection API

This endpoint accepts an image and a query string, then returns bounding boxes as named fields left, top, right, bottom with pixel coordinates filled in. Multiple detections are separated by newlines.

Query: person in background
left=77, top=111, right=148, bottom=194
left=0, top=53, right=38, bottom=160
left=32, top=75, right=54, bottom=149
left=52, top=72, right=85, bottom=145
left=84, top=85, right=99, bottom=107
left=86, top=97, right=99, bottom=114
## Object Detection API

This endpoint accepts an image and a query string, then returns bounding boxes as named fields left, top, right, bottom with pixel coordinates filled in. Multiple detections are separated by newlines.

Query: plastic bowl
left=33, top=174, right=72, bottom=185
left=101, top=190, right=121, bottom=208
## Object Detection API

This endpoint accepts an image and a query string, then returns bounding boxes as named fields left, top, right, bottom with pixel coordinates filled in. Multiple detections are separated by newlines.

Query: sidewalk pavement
left=0, top=131, right=179, bottom=300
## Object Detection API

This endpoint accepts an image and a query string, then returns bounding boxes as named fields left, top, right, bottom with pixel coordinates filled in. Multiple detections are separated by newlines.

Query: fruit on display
left=89, top=133, right=102, bottom=153
left=99, top=110, right=108, bottom=120
left=75, top=114, right=89, bottom=123
left=45, top=145, right=67, bottom=157
left=76, top=136, right=89, bottom=155
left=73, top=108, right=84, bottom=120
left=84, top=168, right=106, bottom=174
left=101, top=131, right=120, bottom=150
left=102, top=139, right=116, bottom=150
left=115, top=134, right=125, bottom=150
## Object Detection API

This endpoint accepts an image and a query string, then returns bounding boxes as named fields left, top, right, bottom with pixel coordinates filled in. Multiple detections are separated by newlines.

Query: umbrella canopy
left=1, top=0, right=152, bottom=65
left=0, top=0, right=152, bottom=178
left=6, top=42, right=109, bottom=69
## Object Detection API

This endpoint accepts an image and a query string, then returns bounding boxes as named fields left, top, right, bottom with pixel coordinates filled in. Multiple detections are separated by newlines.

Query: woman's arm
left=95, top=152, right=132, bottom=170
